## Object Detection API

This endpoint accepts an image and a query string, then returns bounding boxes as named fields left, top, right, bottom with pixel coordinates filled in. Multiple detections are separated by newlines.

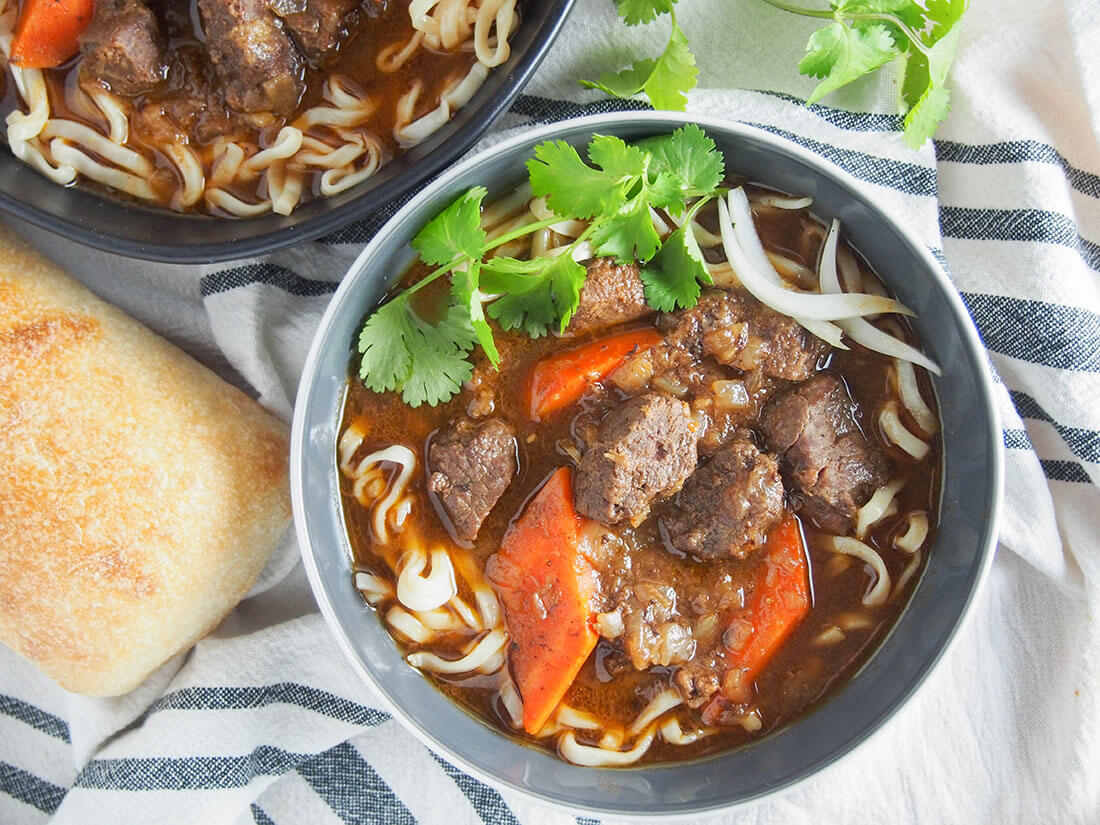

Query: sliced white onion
left=818, top=217, right=942, bottom=375
left=396, top=547, right=457, bottom=611
left=558, top=728, right=655, bottom=767
left=750, top=192, right=813, bottom=210
left=827, top=536, right=892, bottom=607
left=407, top=628, right=507, bottom=674
left=718, top=196, right=912, bottom=321
left=727, top=188, right=845, bottom=347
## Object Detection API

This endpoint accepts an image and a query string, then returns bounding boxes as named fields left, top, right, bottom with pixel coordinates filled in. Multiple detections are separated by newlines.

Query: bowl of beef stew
left=0, top=0, right=573, bottom=261
left=291, top=111, right=1002, bottom=816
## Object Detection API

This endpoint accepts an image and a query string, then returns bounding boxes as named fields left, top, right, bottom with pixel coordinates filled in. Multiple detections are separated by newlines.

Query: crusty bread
left=0, top=222, right=291, bottom=696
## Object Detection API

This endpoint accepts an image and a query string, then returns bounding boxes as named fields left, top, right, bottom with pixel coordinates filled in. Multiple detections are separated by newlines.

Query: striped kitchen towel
left=2, top=0, right=1098, bottom=823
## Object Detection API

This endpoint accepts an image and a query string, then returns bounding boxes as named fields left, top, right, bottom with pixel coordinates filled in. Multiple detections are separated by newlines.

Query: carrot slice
left=712, top=514, right=811, bottom=710
left=10, top=0, right=95, bottom=69
left=526, top=327, right=662, bottom=421
left=487, top=467, right=599, bottom=734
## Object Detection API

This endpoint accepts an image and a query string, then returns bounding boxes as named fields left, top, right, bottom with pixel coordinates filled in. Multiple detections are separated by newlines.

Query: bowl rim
left=290, top=110, right=1004, bottom=818
left=0, top=0, right=575, bottom=263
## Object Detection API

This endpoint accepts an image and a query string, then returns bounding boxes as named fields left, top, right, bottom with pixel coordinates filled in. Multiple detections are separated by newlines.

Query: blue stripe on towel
left=941, top=207, right=1100, bottom=272
left=74, top=747, right=312, bottom=790
left=297, top=742, right=416, bottom=825
left=0, top=694, right=70, bottom=743
left=1009, top=391, right=1100, bottom=463
left=741, top=121, right=937, bottom=196
left=252, top=803, right=278, bottom=825
left=0, top=761, right=66, bottom=814
left=753, top=90, right=904, bottom=133
left=1039, top=460, right=1093, bottom=484
left=960, top=293, right=1100, bottom=373
left=146, top=684, right=391, bottom=728
left=200, top=264, right=339, bottom=298
left=934, top=140, right=1100, bottom=200
left=1003, top=429, right=1034, bottom=451
left=431, top=753, right=520, bottom=825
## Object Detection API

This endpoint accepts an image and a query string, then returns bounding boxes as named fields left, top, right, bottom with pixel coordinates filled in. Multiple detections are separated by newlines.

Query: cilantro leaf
left=645, top=19, right=697, bottom=110
left=483, top=253, right=586, bottom=337
left=527, top=140, right=629, bottom=218
left=799, top=22, right=897, bottom=103
left=614, top=0, right=674, bottom=26
left=640, top=223, right=711, bottom=311
left=358, top=297, right=476, bottom=407
left=592, top=195, right=661, bottom=265
left=411, top=186, right=487, bottom=267
left=836, top=0, right=924, bottom=38
left=582, top=58, right=657, bottom=99
left=581, top=16, right=697, bottom=112
left=587, top=134, right=648, bottom=180
left=764, top=0, right=969, bottom=146
left=400, top=302, right=477, bottom=407
left=357, top=299, right=413, bottom=395
left=451, top=262, right=500, bottom=367
left=899, top=0, right=966, bottom=147
left=639, top=123, right=725, bottom=206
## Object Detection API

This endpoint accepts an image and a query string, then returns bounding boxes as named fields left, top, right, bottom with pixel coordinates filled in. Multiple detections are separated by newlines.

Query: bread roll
left=0, top=223, right=291, bottom=696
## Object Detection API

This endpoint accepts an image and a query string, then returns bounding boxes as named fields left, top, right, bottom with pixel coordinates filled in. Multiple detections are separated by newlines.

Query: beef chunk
left=761, top=373, right=889, bottom=533
left=267, top=0, right=361, bottom=64
left=427, top=418, right=516, bottom=542
left=663, top=438, right=784, bottom=560
left=566, top=258, right=652, bottom=335
left=198, top=0, right=304, bottom=115
left=78, top=0, right=166, bottom=96
left=662, top=289, right=828, bottom=381
left=574, top=392, right=698, bottom=527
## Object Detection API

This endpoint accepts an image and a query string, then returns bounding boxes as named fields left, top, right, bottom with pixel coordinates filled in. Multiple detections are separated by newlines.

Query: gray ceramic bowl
left=291, top=111, right=1003, bottom=818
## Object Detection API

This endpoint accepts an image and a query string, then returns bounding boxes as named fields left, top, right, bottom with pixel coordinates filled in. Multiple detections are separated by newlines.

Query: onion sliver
left=727, top=188, right=845, bottom=347
left=717, top=196, right=913, bottom=321
left=818, top=218, right=942, bottom=375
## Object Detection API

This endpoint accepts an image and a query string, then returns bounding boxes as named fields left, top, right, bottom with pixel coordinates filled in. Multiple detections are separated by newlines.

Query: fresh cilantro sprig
left=585, top=0, right=967, bottom=148
left=762, top=0, right=968, bottom=147
left=356, top=125, right=724, bottom=406
left=581, top=1, right=698, bottom=111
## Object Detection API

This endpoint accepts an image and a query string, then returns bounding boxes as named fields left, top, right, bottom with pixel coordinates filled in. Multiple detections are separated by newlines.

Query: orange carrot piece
left=526, top=328, right=662, bottom=421
left=487, top=467, right=599, bottom=734
left=10, top=0, right=95, bottom=69
left=717, top=514, right=811, bottom=706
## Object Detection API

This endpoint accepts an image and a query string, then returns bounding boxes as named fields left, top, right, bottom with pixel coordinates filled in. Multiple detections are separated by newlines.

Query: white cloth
left=2, top=0, right=1098, bottom=822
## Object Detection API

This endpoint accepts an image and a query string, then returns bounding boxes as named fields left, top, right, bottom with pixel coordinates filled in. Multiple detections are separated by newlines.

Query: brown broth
left=338, top=191, right=941, bottom=764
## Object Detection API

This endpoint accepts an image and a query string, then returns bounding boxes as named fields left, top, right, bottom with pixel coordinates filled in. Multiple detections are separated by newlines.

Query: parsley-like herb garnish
left=356, top=125, right=724, bottom=406
left=585, top=0, right=968, bottom=149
